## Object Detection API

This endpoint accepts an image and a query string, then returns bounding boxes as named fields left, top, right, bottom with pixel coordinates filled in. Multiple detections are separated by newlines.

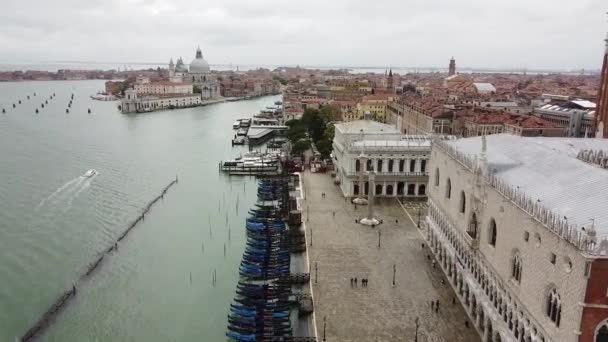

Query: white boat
left=83, top=169, right=97, bottom=178
left=233, top=120, right=240, bottom=129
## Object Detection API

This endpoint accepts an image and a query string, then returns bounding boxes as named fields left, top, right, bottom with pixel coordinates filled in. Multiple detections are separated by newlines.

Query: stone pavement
left=302, top=170, right=480, bottom=342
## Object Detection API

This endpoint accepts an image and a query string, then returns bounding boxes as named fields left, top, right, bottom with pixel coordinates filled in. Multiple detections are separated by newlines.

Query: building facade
left=332, top=116, right=431, bottom=199
left=169, top=46, right=220, bottom=99
left=133, top=77, right=193, bottom=95
left=121, top=90, right=202, bottom=113
left=425, top=134, right=608, bottom=342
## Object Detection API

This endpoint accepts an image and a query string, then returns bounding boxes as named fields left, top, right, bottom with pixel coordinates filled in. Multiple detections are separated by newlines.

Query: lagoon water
left=0, top=80, right=280, bottom=341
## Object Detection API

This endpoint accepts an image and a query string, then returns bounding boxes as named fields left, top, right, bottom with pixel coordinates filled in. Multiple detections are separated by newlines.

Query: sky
left=0, top=0, right=606, bottom=70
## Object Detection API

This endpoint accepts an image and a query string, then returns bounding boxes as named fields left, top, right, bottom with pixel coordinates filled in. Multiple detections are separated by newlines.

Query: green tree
left=320, top=105, right=339, bottom=122
left=292, top=140, right=310, bottom=155
left=322, top=123, right=335, bottom=142
left=316, top=139, right=332, bottom=159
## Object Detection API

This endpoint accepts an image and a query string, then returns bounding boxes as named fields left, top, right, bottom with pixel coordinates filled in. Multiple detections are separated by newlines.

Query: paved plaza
left=302, top=171, right=480, bottom=342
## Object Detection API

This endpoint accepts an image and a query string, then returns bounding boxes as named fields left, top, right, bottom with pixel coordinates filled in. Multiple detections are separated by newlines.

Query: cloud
left=0, top=0, right=605, bottom=69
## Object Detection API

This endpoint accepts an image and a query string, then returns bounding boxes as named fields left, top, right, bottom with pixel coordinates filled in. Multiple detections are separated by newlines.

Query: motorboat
left=83, top=169, right=97, bottom=178
left=233, top=120, right=241, bottom=129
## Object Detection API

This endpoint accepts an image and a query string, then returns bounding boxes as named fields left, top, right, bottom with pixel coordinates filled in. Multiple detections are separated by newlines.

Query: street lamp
left=377, top=230, right=381, bottom=248
left=315, top=262, right=318, bottom=284
left=310, top=228, right=313, bottom=247
left=415, top=317, right=419, bottom=342
left=417, top=207, right=421, bottom=229
left=392, top=264, right=396, bottom=287
left=323, top=316, right=327, bottom=341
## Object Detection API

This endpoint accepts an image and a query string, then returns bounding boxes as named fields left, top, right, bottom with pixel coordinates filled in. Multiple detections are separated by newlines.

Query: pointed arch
left=459, top=191, right=466, bottom=213
left=445, top=178, right=452, bottom=199
left=488, top=218, right=497, bottom=246
left=434, top=168, right=440, bottom=186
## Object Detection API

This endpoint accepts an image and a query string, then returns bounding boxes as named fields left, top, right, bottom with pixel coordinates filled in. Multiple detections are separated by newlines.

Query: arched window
left=364, top=181, right=369, bottom=195
left=407, top=184, right=416, bottom=195
left=375, top=184, right=383, bottom=195
left=388, top=160, right=394, bottom=172
left=353, top=184, right=359, bottom=195
left=421, top=159, right=427, bottom=172
left=366, top=159, right=372, bottom=171
left=511, top=252, right=523, bottom=284
left=355, top=159, right=361, bottom=172
left=446, top=178, right=452, bottom=199
left=595, top=321, right=608, bottom=342
left=459, top=191, right=466, bottom=213
left=399, top=160, right=405, bottom=172
left=467, top=212, right=478, bottom=239
left=386, top=184, right=394, bottom=195
left=418, top=184, right=426, bottom=196
left=410, top=159, right=416, bottom=172
left=377, top=159, right=383, bottom=172
left=546, top=288, right=561, bottom=327
left=397, top=182, right=404, bottom=195
left=489, top=219, right=497, bottom=247
left=434, top=168, right=440, bottom=186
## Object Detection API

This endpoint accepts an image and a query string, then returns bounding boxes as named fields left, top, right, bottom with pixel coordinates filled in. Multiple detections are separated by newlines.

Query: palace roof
left=448, top=134, right=608, bottom=239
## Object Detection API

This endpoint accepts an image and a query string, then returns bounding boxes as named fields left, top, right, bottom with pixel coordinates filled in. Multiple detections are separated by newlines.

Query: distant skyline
left=1, top=0, right=606, bottom=70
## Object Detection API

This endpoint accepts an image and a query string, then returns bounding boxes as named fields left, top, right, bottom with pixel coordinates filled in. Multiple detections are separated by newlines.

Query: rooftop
left=335, top=119, right=400, bottom=135
left=473, top=83, right=496, bottom=93
left=447, top=134, right=608, bottom=242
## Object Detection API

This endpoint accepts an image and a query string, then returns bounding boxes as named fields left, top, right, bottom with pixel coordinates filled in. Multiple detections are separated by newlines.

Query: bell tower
left=594, top=31, right=608, bottom=138
left=448, top=57, right=456, bottom=76
left=387, top=68, right=394, bottom=93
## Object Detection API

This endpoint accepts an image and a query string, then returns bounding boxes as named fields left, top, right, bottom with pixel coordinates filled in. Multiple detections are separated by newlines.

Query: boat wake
left=62, top=173, right=97, bottom=214
left=35, top=176, right=82, bottom=209
left=35, top=172, right=98, bottom=211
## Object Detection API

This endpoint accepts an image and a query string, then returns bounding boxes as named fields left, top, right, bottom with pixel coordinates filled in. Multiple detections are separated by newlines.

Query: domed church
left=168, top=46, right=220, bottom=99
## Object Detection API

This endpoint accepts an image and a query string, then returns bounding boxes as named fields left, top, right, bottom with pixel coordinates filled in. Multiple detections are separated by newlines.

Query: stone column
left=359, top=171, right=380, bottom=226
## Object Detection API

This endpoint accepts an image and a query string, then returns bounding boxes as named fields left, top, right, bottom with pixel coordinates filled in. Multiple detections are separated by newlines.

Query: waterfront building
left=594, top=32, right=608, bottom=138
left=426, top=134, right=608, bottom=342
left=133, top=76, right=193, bottom=95
left=449, top=57, right=456, bottom=76
left=168, top=46, right=220, bottom=99
left=121, top=89, right=202, bottom=113
left=332, top=114, right=432, bottom=198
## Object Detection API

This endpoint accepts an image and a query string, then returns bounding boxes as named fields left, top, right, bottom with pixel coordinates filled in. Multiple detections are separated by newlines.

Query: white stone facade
left=424, top=135, right=608, bottom=342
left=332, top=118, right=432, bottom=198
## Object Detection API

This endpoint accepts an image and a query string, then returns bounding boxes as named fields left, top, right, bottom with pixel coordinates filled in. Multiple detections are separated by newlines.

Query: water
left=0, top=80, right=280, bottom=341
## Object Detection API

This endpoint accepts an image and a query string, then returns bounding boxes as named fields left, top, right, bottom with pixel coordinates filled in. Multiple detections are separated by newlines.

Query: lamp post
left=315, top=262, right=318, bottom=284
left=310, top=228, right=313, bottom=247
left=323, top=315, right=327, bottom=341
left=417, top=207, right=421, bottom=229
left=377, top=230, right=381, bottom=248
left=392, top=264, right=396, bottom=287
left=415, top=317, right=419, bottom=342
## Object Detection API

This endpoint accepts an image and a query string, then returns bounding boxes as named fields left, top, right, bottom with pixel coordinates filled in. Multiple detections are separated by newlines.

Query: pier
left=19, top=176, right=179, bottom=342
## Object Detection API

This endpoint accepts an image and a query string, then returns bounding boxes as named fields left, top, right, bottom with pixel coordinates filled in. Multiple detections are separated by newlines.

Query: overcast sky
left=1, top=0, right=606, bottom=70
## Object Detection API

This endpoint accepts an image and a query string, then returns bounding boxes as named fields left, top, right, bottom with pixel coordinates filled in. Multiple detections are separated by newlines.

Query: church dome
left=189, top=46, right=210, bottom=73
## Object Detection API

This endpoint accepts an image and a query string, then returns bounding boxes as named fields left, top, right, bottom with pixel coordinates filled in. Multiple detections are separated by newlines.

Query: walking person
left=452, top=297, right=456, bottom=305
left=435, top=300, right=440, bottom=313
left=432, top=260, right=436, bottom=268
left=354, top=277, right=358, bottom=286
left=431, top=300, right=435, bottom=311
left=350, top=278, right=353, bottom=287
